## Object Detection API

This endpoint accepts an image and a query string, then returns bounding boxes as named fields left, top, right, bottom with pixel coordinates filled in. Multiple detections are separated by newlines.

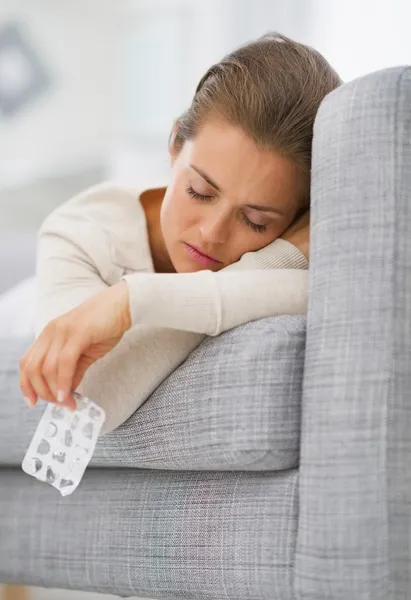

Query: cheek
left=228, top=220, right=288, bottom=261
left=161, top=178, right=195, bottom=237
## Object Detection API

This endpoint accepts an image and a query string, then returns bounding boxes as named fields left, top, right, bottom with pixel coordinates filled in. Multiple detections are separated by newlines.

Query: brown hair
left=173, top=32, right=342, bottom=204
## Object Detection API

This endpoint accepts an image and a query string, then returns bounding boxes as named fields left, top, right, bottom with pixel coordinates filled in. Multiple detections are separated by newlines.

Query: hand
left=280, top=210, right=310, bottom=259
left=20, top=280, right=132, bottom=411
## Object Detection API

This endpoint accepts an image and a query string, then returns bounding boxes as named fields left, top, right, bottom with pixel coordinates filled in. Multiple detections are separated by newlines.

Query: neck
left=140, top=187, right=175, bottom=273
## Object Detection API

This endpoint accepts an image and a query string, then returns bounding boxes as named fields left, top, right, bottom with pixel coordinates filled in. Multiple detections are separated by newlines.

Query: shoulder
left=39, top=181, right=147, bottom=249
left=46, top=181, right=145, bottom=227
left=38, top=181, right=153, bottom=274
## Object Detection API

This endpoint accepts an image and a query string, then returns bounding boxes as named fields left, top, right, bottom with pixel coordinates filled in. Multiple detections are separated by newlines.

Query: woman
left=20, top=33, right=341, bottom=433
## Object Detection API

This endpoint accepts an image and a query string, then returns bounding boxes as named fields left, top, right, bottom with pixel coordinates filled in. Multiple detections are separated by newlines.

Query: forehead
left=181, top=119, right=303, bottom=205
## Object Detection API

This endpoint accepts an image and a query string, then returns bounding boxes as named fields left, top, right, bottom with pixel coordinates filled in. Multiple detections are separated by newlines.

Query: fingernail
left=57, top=390, right=65, bottom=404
left=25, top=397, right=34, bottom=408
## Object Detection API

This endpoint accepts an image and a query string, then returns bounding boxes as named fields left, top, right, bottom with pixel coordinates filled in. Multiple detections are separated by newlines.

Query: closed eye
left=185, top=185, right=213, bottom=201
left=187, top=185, right=269, bottom=234
left=241, top=213, right=267, bottom=233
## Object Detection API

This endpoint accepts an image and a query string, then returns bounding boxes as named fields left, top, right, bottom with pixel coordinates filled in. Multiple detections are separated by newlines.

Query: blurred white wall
left=305, top=0, right=411, bottom=80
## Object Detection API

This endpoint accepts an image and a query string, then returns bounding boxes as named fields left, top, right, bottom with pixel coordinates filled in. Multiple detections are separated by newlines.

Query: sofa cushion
left=0, top=315, right=305, bottom=471
left=0, top=467, right=298, bottom=599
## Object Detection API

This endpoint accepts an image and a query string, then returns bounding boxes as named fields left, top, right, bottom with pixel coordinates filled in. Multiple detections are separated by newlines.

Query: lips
left=188, top=244, right=220, bottom=262
left=184, top=243, right=222, bottom=268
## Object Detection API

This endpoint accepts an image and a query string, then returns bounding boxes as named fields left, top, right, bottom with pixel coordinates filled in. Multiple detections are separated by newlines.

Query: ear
left=168, top=120, right=180, bottom=165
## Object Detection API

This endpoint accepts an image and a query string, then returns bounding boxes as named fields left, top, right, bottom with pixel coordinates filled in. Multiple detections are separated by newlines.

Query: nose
left=199, top=212, right=230, bottom=246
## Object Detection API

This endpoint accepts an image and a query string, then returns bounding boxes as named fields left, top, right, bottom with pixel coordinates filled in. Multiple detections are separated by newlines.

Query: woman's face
left=160, top=119, right=306, bottom=273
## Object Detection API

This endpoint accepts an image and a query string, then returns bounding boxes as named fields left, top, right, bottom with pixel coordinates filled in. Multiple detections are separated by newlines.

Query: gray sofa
left=0, top=66, right=410, bottom=600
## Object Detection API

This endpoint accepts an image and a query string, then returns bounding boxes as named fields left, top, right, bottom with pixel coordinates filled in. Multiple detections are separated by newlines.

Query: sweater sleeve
left=121, top=238, right=309, bottom=337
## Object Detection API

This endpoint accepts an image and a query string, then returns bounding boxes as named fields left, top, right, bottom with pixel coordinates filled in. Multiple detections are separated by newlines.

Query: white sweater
left=35, top=182, right=309, bottom=433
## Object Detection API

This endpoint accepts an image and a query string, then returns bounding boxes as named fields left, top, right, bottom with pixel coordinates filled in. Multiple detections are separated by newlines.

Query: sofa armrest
left=296, top=67, right=411, bottom=600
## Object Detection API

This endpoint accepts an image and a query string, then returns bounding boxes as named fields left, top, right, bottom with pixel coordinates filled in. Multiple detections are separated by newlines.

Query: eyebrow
left=245, top=204, right=285, bottom=215
left=190, top=165, right=221, bottom=192
left=190, top=164, right=285, bottom=215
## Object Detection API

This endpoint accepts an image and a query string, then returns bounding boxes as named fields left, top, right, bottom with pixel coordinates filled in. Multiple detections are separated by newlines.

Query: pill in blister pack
left=22, top=392, right=105, bottom=496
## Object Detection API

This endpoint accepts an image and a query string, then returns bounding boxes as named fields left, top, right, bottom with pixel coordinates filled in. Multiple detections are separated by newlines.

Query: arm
left=122, top=224, right=309, bottom=337
left=119, top=209, right=309, bottom=336
left=36, top=184, right=308, bottom=338
left=122, top=248, right=308, bottom=337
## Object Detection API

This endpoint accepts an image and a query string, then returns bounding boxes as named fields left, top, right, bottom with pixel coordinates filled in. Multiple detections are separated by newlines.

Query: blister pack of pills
left=22, top=392, right=105, bottom=496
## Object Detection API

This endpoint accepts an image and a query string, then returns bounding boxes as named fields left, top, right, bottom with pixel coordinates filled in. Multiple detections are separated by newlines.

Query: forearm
left=77, top=326, right=205, bottom=433
left=121, top=237, right=308, bottom=336
left=122, top=267, right=308, bottom=337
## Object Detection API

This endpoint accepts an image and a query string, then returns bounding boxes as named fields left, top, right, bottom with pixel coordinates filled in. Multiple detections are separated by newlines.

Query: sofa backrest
left=296, top=66, right=411, bottom=600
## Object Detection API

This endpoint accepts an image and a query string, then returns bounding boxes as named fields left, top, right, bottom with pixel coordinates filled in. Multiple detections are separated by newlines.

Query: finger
left=24, top=335, right=56, bottom=405
left=42, top=335, right=65, bottom=401
left=57, top=336, right=85, bottom=411
left=19, top=351, right=38, bottom=407
left=63, top=394, right=77, bottom=412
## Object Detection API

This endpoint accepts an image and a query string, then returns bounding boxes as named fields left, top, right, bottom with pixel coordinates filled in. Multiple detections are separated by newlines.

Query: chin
left=168, top=245, right=196, bottom=273
left=166, top=250, right=190, bottom=273
left=177, top=260, right=224, bottom=274
left=170, top=253, right=211, bottom=273
left=173, top=259, right=204, bottom=274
